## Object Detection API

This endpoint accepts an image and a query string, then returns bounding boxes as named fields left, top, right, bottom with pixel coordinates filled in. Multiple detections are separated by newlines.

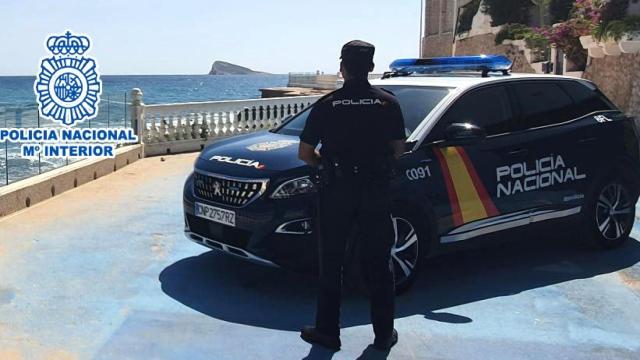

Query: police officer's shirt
left=300, top=79, right=406, bottom=166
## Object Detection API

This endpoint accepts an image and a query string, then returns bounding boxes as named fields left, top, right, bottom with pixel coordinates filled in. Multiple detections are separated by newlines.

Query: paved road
left=1, top=153, right=640, bottom=360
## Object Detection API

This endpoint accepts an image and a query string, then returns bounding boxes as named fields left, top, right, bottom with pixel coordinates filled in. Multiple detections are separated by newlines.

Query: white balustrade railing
left=128, top=89, right=321, bottom=155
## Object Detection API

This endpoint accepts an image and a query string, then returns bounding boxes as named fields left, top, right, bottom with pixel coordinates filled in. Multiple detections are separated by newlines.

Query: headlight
left=270, top=176, right=316, bottom=199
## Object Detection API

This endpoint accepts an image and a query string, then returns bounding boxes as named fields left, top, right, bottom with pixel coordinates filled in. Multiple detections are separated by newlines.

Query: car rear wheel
left=583, top=176, right=637, bottom=249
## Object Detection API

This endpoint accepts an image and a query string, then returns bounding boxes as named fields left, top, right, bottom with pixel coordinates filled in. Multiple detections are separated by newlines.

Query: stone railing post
left=130, top=88, right=145, bottom=142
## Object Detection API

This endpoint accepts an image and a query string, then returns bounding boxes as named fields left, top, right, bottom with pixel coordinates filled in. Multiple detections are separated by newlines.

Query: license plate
left=195, top=202, right=236, bottom=227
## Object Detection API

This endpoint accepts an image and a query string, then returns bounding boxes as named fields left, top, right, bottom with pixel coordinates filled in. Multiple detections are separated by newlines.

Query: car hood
left=196, top=131, right=308, bottom=177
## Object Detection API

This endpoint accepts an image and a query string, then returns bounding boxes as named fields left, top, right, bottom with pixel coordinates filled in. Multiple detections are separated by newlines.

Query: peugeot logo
left=213, top=181, right=223, bottom=196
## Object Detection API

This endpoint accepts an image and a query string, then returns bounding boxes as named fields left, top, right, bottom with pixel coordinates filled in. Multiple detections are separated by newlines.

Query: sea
left=0, top=74, right=288, bottom=186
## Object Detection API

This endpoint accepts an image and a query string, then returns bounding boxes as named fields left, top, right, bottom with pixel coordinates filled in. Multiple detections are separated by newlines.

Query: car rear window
left=558, top=81, right=616, bottom=116
left=276, top=86, right=450, bottom=137
left=512, top=82, right=575, bottom=129
left=512, top=81, right=616, bottom=131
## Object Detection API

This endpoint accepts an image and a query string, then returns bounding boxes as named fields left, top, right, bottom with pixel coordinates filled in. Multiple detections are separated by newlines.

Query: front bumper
left=184, top=230, right=278, bottom=267
left=183, top=173, right=319, bottom=272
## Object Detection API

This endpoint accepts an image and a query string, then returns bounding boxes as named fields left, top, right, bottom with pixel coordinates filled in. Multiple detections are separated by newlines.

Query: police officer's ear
left=369, top=63, right=375, bottom=73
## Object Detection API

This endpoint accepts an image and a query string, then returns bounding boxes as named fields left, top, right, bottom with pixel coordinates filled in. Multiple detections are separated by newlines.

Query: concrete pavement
left=1, top=153, right=640, bottom=359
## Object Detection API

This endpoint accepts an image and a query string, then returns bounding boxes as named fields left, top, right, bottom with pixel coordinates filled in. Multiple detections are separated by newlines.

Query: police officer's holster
left=314, top=159, right=395, bottom=339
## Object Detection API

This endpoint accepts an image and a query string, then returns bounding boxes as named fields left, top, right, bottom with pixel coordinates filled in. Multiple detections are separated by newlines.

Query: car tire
left=582, top=175, right=638, bottom=249
left=389, top=206, right=425, bottom=294
left=356, top=203, right=427, bottom=295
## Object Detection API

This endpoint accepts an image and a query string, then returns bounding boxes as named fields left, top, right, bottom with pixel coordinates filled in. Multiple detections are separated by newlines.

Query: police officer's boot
left=373, top=328, right=398, bottom=351
left=300, top=326, right=341, bottom=351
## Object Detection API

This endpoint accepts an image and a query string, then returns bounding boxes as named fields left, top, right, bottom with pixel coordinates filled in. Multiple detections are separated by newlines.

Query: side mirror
left=442, top=123, right=486, bottom=146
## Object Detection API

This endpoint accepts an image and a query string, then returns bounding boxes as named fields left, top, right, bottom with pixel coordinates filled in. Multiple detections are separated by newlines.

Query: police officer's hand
left=298, top=141, right=321, bottom=168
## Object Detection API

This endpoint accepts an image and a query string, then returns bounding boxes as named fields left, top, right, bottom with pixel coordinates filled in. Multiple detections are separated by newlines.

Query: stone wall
left=421, top=0, right=536, bottom=74
left=0, top=145, right=143, bottom=218
left=455, top=33, right=536, bottom=73
left=422, top=0, right=457, bottom=57
left=422, top=34, right=455, bottom=57
left=583, top=53, right=640, bottom=118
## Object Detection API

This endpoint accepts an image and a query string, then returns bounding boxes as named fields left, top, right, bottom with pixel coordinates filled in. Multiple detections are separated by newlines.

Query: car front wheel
left=390, top=206, right=426, bottom=294
left=354, top=205, right=427, bottom=295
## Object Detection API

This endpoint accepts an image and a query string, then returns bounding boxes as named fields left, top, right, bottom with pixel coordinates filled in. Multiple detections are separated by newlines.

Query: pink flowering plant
left=535, top=0, right=604, bottom=70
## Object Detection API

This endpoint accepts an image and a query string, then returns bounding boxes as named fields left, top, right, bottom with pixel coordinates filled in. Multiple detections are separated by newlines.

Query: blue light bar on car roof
left=389, top=55, right=513, bottom=75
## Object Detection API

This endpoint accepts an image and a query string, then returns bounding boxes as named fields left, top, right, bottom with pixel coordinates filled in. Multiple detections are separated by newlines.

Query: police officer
left=298, top=40, right=406, bottom=351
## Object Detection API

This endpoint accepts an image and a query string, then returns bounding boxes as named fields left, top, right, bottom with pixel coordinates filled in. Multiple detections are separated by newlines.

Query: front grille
left=187, top=214, right=251, bottom=249
left=193, top=171, right=268, bottom=207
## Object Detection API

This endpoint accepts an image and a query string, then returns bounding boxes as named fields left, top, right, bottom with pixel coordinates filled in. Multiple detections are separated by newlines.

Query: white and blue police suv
left=184, top=55, right=640, bottom=293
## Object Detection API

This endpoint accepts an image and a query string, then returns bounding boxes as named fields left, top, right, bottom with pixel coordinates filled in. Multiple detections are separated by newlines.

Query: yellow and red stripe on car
left=434, top=146, right=499, bottom=227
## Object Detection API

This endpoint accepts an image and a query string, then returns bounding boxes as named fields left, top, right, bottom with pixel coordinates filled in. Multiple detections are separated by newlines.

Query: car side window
left=429, top=85, right=513, bottom=141
left=512, top=82, right=575, bottom=129
left=558, top=81, right=616, bottom=118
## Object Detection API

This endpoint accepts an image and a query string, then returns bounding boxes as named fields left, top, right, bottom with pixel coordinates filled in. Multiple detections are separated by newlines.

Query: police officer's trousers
left=315, top=173, right=395, bottom=339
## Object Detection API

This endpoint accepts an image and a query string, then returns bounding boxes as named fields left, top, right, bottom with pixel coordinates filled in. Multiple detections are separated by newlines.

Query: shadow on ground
left=160, top=236, right=640, bottom=332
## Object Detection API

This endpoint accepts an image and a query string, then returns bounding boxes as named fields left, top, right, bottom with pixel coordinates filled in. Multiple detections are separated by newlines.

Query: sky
left=0, top=0, right=422, bottom=76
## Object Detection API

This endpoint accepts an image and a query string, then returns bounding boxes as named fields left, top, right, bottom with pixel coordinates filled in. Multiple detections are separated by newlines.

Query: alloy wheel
left=391, top=216, right=420, bottom=285
left=595, top=183, right=634, bottom=241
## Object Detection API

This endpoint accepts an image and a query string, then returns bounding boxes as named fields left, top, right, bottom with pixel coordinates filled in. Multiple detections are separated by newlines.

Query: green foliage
left=495, top=24, right=549, bottom=61
left=601, top=0, right=630, bottom=23
left=482, top=0, right=533, bottom=26
left=549, top=0, right=573, bottom=22
left=531, top=0, right=552, bottom=26
left=592, top=21, right=608, bottom=40
left=593, top=16, right=640, bottom=41
left=623, top=15, right=640, bottom=31
left=524, top=31, right=551, bottom=61
left=495, top=23, right=532, bottom=44
left=456, top=0, right=482, bottom=35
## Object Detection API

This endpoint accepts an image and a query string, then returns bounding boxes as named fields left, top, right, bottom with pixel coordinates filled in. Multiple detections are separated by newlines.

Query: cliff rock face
left=208, top=61, right=264, bottom=75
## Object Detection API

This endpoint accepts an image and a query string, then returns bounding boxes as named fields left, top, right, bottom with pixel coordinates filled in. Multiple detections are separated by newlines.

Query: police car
left=183, top=55, right=640, bottom=292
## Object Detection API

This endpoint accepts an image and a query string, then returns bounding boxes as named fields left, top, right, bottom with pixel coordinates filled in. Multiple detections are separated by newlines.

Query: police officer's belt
left=321, top=158, right=391, bottom=177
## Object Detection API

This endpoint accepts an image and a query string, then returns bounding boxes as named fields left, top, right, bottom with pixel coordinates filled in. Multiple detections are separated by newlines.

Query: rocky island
left=208, top=61, right=266, bottom=75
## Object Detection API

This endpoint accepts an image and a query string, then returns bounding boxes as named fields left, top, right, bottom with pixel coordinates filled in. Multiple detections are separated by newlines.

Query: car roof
left=370, top=73, right=588, bottom=91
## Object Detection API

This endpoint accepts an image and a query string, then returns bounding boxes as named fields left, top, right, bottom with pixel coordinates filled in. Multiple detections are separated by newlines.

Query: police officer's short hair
left=341, top=60, right=372, bottom=79
left=340, top=40, right=375, bottom=78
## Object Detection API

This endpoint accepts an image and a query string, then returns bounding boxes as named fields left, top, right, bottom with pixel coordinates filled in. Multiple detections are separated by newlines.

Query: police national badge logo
left=34, top=31, right=102, bottom=126
left=0, top=31, right=138, bottom=160
left=247, top=140, right=298, bottom=152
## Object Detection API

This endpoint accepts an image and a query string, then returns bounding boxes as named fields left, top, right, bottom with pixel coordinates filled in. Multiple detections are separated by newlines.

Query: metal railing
left=0, top=93, right=131, bottom=187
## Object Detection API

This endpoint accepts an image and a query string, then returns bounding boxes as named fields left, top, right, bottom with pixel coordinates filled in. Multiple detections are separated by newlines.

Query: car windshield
left=276, top=85, right=450, bottom=137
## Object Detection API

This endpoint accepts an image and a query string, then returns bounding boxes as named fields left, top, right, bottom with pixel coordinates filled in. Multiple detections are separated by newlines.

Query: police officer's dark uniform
left=299, top=40, right=406, bottom=351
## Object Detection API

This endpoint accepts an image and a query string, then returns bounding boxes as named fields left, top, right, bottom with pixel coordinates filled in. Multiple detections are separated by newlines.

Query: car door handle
left=508, top=148, right=528, bottom=156
left=579, top=137, right=598, bottom=144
